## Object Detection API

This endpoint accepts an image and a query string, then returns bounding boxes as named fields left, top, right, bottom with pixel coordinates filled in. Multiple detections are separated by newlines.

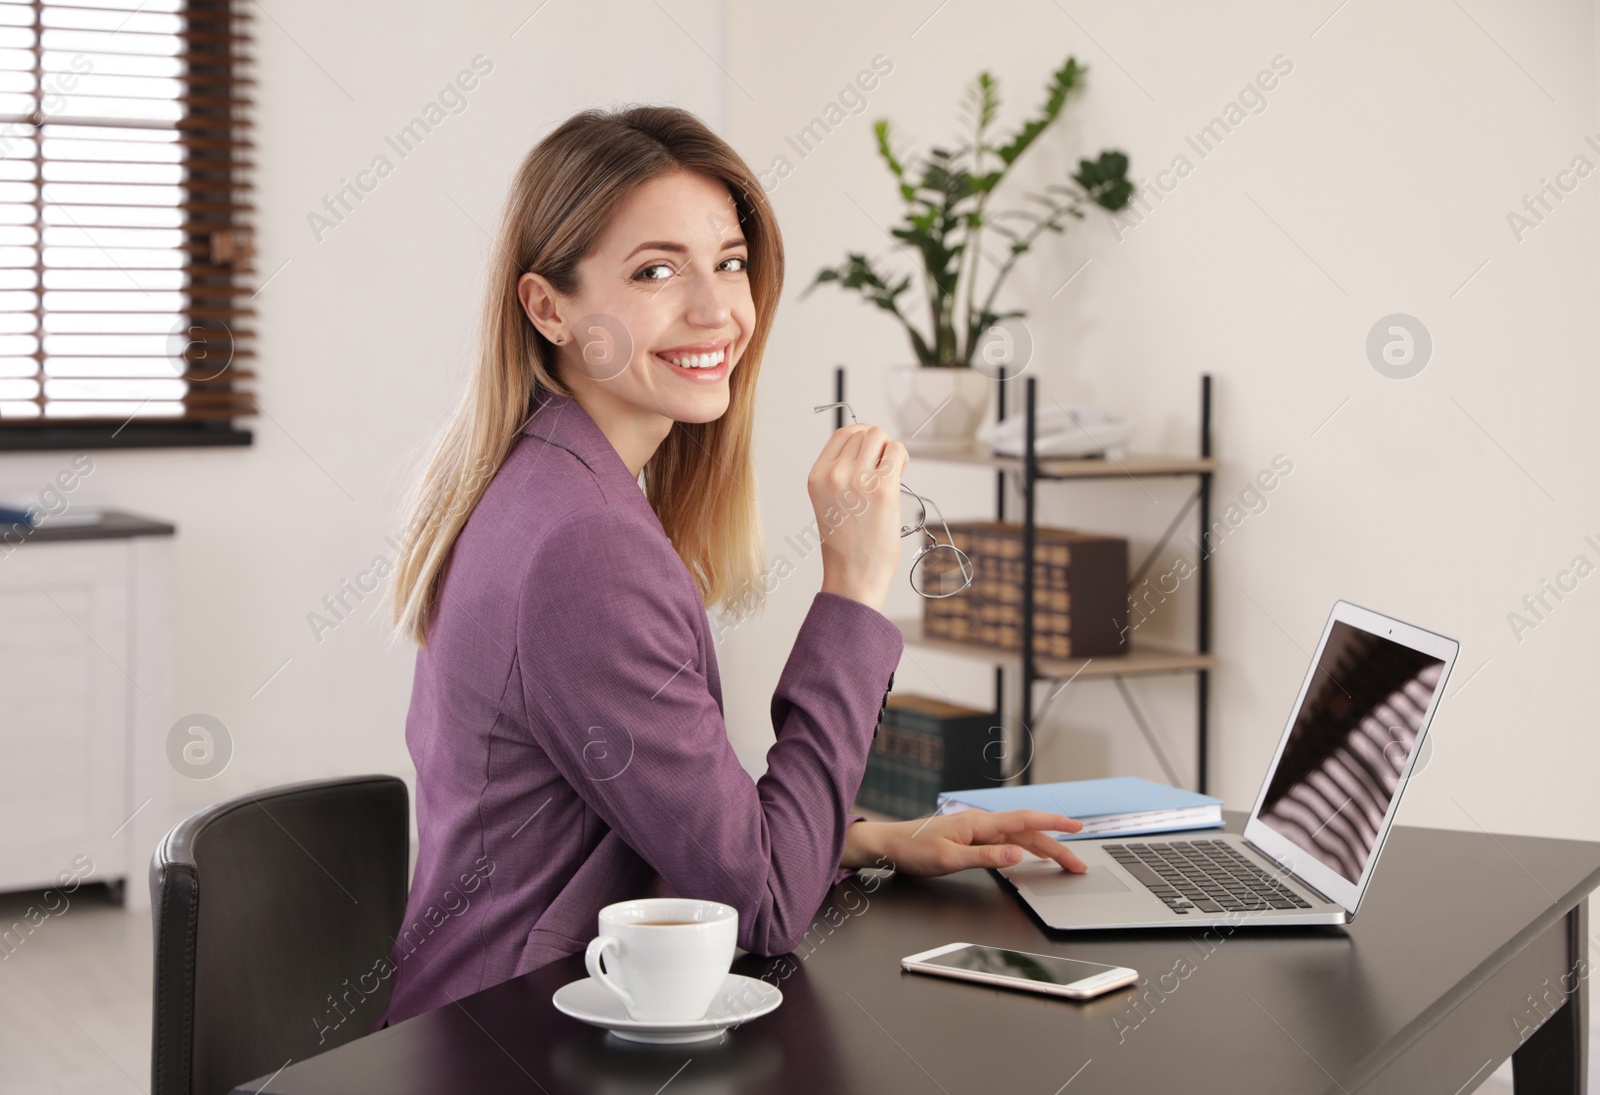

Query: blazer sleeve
left=516, top=507, right=903, bottom=955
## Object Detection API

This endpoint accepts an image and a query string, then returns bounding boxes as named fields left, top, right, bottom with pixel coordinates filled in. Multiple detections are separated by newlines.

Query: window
left=0, top=0, right=253, bottom=450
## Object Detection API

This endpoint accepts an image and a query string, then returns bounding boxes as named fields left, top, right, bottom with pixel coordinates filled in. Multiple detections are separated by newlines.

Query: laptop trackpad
left=1014, top=865, right=1131, bottom=897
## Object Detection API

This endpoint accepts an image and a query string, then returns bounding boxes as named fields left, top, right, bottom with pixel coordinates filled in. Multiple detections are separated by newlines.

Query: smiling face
left=517, top=169, right=756, bottom=476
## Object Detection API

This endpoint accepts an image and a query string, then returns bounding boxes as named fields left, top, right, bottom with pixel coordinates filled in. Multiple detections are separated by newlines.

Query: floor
left=0, top=883, right=1586, bottom=1094
left=0, top=885, right=151, bottom=1094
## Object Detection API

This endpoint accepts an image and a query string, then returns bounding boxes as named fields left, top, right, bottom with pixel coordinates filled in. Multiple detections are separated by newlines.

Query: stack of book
left=919, top=521, right=1128, bottom=659
left=856, top=693, right=1001, bottom=820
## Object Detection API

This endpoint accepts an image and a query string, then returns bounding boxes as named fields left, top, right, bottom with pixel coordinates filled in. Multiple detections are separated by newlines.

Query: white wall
left=0, top=0, right=727, bottom=845
left=719, top=0, right=1600, bottom=844
left=3, top=0, right=1593, bottom=867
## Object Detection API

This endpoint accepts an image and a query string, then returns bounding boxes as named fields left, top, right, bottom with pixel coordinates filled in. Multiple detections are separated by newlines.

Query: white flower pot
left=883, top=365, right=993, bottom=453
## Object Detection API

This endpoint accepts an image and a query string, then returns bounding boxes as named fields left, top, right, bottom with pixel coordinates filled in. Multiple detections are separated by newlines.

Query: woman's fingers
left=844, top=423, right=892, bottom=471
left=813, top=420, right=906, bottom=493
left=887, top=811, right=1095, bottom=877
left=945, top=841, right=1031, bottom=872
left=815, top=422, right=870, bottom=466
left=818, top=424, right=878, bottom=481
left=967, top=809, right=1083, bottom=839
left=1004, top=828, right=1088, bottom=873
left=811, top=425, right=877, bottom=495
left=882, top=439, right=909, bottom=479
left=941, top=832, right=1084, bottom=873
left=965, top=810, right=1087, bottom=872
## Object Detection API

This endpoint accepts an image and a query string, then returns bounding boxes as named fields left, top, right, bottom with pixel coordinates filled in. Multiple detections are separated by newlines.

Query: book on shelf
left=855, top=693, right=1002, bottom=821
left=0, top=503, right=107, bottom=529
left=935, top=776, right=1223, bottom=841
left=35, top=505, right=106, bottom=529
left=920, top=521, right=1129, bottom=659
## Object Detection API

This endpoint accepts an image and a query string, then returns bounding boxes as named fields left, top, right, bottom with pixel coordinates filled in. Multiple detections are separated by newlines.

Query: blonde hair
left=390, top=106, right=781, bottom=646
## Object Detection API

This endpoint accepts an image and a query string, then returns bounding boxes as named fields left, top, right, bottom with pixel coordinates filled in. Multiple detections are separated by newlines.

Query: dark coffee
left=636, top=920, right=698, bottom=926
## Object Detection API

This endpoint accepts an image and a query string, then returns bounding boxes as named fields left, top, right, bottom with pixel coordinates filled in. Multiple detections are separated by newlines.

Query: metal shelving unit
left=830, top=367, right=1217, bottom=792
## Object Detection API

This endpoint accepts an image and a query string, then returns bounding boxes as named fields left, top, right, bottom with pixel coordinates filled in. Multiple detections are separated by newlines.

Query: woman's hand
left=843, top=810, right=1088, bottom=876
left=809, top=421, right=907, bottom=614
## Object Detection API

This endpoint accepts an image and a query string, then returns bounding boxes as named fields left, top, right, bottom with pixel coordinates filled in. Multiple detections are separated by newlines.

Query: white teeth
left=660, top=350, right=724, bottom=369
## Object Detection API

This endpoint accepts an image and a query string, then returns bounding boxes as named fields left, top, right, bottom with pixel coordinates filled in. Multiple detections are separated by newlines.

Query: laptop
left=997, top=600, right=1458, bottom=930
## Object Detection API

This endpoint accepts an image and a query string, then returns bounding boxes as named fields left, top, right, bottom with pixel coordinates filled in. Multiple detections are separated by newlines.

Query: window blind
left=0, top=0, right=253, bottom=441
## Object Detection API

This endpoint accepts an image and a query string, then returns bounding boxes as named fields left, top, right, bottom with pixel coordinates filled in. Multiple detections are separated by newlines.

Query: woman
left=375, top=105, right=1085, bottom=1028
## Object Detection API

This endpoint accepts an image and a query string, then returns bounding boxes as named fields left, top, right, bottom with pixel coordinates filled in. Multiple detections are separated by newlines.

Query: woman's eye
left=633, top=256, right=748, bottom=282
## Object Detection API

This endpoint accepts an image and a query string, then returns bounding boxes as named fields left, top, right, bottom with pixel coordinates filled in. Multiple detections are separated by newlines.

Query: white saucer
left=552, top=972, right=783, bottom=1044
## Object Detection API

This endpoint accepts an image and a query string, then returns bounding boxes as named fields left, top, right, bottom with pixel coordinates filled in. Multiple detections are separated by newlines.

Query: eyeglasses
left=813, top=401, right=975, bottom=599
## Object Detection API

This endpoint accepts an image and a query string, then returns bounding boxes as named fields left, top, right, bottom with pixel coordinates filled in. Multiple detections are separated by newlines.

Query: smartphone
left=901, top=942, right=1138, bottom=1000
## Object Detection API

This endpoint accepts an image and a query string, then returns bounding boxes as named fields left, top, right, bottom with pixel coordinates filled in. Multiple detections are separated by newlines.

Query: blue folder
left=936, top=776, right=1225, bottom=841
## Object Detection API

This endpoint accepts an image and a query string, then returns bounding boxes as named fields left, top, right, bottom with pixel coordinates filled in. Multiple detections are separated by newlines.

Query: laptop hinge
left=1243, top=837, right=1338, bottom=907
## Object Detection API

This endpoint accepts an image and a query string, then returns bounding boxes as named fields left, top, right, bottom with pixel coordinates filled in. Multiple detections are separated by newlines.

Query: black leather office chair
left=149, top=774, right=410, bottom=1095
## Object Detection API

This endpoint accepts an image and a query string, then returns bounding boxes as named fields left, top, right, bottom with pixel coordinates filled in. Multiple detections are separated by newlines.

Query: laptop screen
left=1257, top=620, right=1446, bottom=884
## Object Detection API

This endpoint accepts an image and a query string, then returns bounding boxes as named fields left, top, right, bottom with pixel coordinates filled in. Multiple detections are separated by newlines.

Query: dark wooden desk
left=240, top=815, right=1600, bottom=1094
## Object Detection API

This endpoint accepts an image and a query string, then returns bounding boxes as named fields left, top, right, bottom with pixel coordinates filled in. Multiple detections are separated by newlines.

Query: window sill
left=0, top=422, right=254, bottom=452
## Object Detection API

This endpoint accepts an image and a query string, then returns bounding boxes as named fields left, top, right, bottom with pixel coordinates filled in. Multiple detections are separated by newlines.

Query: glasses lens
left=900, top=484, right=926, bottom=537
left=911, top=543, right=974, bottom=599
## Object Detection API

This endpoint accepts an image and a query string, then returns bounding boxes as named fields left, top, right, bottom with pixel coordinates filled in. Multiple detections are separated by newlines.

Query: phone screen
left=919, top=944, right=1122, bottom=986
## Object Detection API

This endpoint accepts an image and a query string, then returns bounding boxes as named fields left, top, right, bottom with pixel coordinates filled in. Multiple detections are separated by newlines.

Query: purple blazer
left=374, top=388, right=904, bottom=1028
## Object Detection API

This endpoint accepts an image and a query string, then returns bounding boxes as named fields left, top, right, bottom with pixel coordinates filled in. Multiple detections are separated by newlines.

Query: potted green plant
left=804, top=57, right=1132, bottom=451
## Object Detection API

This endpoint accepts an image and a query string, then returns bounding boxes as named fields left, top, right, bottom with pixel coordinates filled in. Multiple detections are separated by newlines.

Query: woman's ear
left=517, top=271, right=565, bottom=343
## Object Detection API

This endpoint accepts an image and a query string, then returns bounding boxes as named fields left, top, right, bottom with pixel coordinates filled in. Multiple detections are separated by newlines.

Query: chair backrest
left=150, top=774, right=409, bottom=1095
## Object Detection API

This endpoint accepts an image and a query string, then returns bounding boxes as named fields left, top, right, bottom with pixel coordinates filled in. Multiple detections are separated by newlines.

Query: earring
left=554, top=334, right=563, bottom=343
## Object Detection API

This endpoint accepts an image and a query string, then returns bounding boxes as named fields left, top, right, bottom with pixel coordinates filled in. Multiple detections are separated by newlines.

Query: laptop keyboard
left=1102, top=839, right=1314, bottom=915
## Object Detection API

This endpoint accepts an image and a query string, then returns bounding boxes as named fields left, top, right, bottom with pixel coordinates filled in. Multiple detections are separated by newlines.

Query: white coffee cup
left=584, top=898, right=738, bottom=1022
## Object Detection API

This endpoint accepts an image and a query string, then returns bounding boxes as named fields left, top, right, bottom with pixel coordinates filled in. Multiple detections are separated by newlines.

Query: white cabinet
left=0, top=515, right=172, bottom=911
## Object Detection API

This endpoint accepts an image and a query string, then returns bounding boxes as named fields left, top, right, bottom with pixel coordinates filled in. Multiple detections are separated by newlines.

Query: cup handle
left=585, top=935, right=635, bottom=1012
